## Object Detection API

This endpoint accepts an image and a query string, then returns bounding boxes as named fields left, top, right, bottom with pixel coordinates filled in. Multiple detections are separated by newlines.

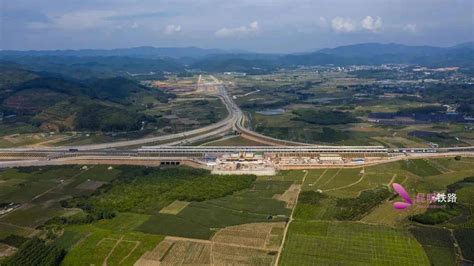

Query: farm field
left=142, top=95, right=228, bottom=135
left=225, top=69, right=474, bottom=147
left=1, top=158, right=473, bottom=265
left=409, top=226, right=457, bottom=266
left=137, top=179, right=293, bottom=239
left=263, top=169, right=306, bottom=183
left=285, top=157, right=474, bottom=265
left=0, top=165, right=298, bottom=265
left=61, top=213, right=163, bottom=266
left=280, top=220, right=430, bottom=265
left=0, top=165, right=121, bottom=236
left=136, top=222, right=284, bottom=265
left=159, top=200, right=189, bottom=215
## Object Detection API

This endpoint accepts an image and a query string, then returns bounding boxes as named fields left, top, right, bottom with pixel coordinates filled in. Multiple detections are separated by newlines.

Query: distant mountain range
left=1, top=42, right=473, bottom=74
left=280, top=42, right=474, bottom=67
left=318, top=43, right=445, bottom=57
left=0, top=46, right=250, bottom=59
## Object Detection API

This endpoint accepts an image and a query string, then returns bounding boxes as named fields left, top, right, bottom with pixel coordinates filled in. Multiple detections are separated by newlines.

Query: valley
left=0, top=41, right=473, bottom=266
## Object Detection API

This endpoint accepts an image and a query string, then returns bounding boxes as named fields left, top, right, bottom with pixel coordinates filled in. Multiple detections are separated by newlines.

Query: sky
left=1, top=0, right=473, bottom=53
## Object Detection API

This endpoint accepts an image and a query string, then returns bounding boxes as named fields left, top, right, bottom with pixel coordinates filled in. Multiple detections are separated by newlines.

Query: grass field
left=299, top=158, right=474, bottom=200
left=1, top=204, right=64, bottom=228
left=400, top=159, right=442, bottom=177
left=205, top=180, right=293, bottom=215
left=409, top=226, right=457, bottom=266
left=417, top=169, right=474, bottom=192
left=62, top=227, right=163, bottom=266
left=259, top=169, right=306, bottom=183
left=60, top=212, right=162, bottom=266
left=159, top=200, right=189, bottom=215
left=203, top=136, right=268, bottom=146
left=302, top=164, right=398, bottom=198
left=138, top=200, right=288, bottom=240
left=361, top=201, right=425, bottom=226
left=0, top=222, right=38, bottom=239
left=429, top=157, right=474, bottom=172
left=280, top=220, right=430, bottom=265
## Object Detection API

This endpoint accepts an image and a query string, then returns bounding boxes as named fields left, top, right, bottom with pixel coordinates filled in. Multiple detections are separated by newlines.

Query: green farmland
left=280, top=221, right=429, bottom=265
left=1, top=157, right=474, bottom=265
left=281, top=156, right=474, bottom=265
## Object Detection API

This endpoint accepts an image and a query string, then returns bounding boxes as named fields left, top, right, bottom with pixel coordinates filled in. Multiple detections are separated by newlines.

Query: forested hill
left=0, top=46, right=232, bottom=59
left=0, top=56, right=185, bottom=79
left=0, top=65, right=174, bottom=132
left=278, top=42, right=474, bottom=67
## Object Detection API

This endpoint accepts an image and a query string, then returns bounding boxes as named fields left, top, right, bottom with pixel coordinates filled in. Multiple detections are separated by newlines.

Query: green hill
left=0, top=66, right=175, bottom=133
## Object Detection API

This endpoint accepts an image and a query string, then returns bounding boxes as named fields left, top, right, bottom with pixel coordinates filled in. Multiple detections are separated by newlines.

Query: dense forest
left=62, top=166, right=256, bottom=215
left=0, top=65, right=175, bottom=133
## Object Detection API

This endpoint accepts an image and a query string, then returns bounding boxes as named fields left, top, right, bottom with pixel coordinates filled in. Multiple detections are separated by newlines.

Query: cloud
left=215, top=21, right=259, bottom=38
left=24, top=10, right=168, bottom=32
left=361, top=16, right=382, bottom=32
left=331, top=16, right=382, bottom=33
left=331, top=17, right=355, bottom=33
left=403, top=24, right=417, bottom=33
left=164, top=24, right=181, bottom=34
left=53, top=10, right=117, bottom=31
left=25, top=10, right=117, bottom=31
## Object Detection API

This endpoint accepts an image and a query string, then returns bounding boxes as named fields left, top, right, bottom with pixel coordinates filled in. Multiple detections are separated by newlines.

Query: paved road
left=235, top=108, right=310, bottom=146
left=0, top=76, right=241, bottom=152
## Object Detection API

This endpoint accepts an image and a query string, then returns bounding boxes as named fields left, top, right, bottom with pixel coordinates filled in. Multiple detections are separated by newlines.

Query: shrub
left=292, top=109, right=359, bottom=125
left=333, top=187, right=392, bottom=220
left=63, top=167, right=256, bottom=214
left=298, top=191, right=327, bottom=205
left=410, top=206, right=461, bottom=225
left=5, top=237, right=65, bottom=266
left=0, top=235, right=30, bottom=248
left=454, top=228, right=474, bottom=261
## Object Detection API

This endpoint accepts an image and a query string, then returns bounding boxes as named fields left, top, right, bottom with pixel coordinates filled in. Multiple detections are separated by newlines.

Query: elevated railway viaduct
left=2, top=146, right=473, bottom=160
left=1, top=146, right=473, bottom=170
left=138, top=145, right=389, bottom=158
